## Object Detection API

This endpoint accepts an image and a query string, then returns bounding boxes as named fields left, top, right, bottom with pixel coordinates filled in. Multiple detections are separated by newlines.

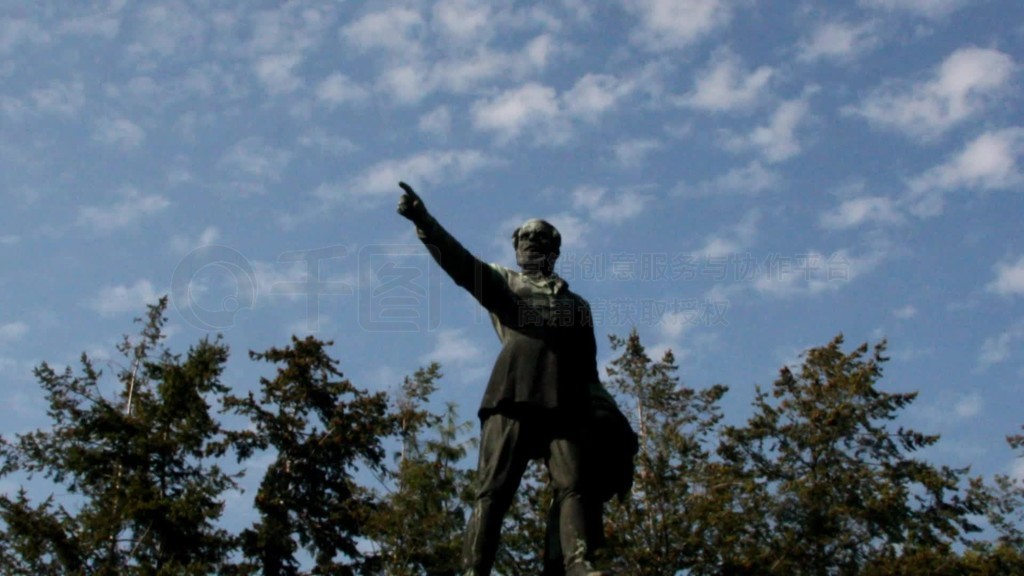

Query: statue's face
left=515, top=220, right=559, bottom=272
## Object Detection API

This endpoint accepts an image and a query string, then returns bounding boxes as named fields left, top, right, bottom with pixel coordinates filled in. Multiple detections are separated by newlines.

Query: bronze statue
left=397, top=182, right=615, bottom=576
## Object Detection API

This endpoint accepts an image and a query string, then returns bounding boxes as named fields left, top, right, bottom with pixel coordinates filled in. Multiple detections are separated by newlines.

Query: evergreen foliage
left=2, top=302, right=1023, bottom=575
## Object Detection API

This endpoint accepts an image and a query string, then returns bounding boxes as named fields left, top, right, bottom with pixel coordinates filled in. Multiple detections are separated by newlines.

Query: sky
left=2, top=0, right=1024, bottom=535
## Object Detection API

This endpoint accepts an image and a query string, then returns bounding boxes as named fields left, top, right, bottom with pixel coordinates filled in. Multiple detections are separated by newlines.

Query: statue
left=396, top=182, right=625, bottom=576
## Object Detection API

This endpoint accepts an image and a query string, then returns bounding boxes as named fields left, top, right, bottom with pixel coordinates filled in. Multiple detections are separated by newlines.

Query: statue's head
left=512, top=218, right=560, bottom=275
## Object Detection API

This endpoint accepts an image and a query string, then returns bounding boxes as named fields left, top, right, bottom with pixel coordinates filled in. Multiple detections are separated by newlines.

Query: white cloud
left=893, top=305, right=918, bottom=319
left=680, top=49, right=774, bottom=112
left=721, top=98, right=810, bottom=163
left=254, top=53, right=303, bottom=95
left=377, top=64, right=431, bottom=104
left=431, top=0, right=494, bottom=45
left=0, top=17, right=51, bottom=54
left=93, top=116, right=145, bottom=150
left=471, top=74, right=635, bottom=143
left=315, top=72, right=368, bottom=107
left=218, top=137, right=292, bottom=193
left=126, top=1, right=205, bottom=62
left=169, top=226, right=220, bottom=255
left=858, top=0, right=970, bottom=19
left=678, top=160, right=783, bottom=197
left=59, top=7, right=122, bottom=40
left=753, top=246, right=883, bottom=298
left=0, top=322, right=29, bottom=345
left=342, top=149, right=499, bottom=200
left=953, top=392, right=983, bottom=419
left=78, top=188, right=170, bottom=232
left=419, top=106, right=453, bottom=137
left=797, top=20, right=879, bottom=63
left=978, top=322, right=1024, bottom=368
left=90, top=280, right=162, bottom=315
left=342, top=7, right=424, bottom=56
left=612, top=138, right=662, bottom=167
left=988, top=256, right=1024, bottom=297
left=905, top=128, right=1024, bottom=217
left=623, top=0, right=733, bottom=51
left=691, top=209, right=760, bottom=259
left=471, top=82, right=562, bottom=142
left=562, top=74, right=635, bottom=121
left=297, top=129, right=358, bottom=157
left=570, top=186, right=648, bottom=224
left=849, top=47, right=1017, bottom=141
left=422, top=328, right=484, bottom=366
left=31, top=80, right=86, bottom=116
left=819, top=196, right=903, bottom=230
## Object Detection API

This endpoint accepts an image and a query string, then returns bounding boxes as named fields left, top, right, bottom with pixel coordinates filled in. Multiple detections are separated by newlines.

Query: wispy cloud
left=797, top=20, right=879, bottom=63
left=0, top=17, right=51, bottom=54
left=690, top=209, right=760, bottom=259
left=0, top=322, right=29, bottom=345
left=471, top=82, right=563, bottom=143
left=988, top=256, right=1024, bottom=297
left=421, top=328, right=484, bottom=366
left=30, top=79, right=85, bottom=116
left=905, top=127, right=1024, bottom=216
left=623, top=0, right=733, bottom=52
left=978, top=321, right=1024, bottom=369
left=676, top=160, right=783, bottom=197
left=848, top=47, right=1017, bottom=141
left=93, top=116, right=145, bottom=150
left=341, top=149, right=499, bottom=200
left=570, top=186, right=649, bottom=224
left=472, top=73, right=635, bottom=144
left=315, top=72, right=369, bottom=108
left=78, top=188, right=170, bottom=233
left=611, top=138, right=662, bottom=167
left=859, top=0, right=971, bottom=19
left=90, top=279, right=162, bottom=315
left=679, top=49, right=774, bottom=112
left=721, top=97, right=811, bottom=163
left=819, top=196, right=903, bottom=230
left=217, top=137, right=292, bottom=195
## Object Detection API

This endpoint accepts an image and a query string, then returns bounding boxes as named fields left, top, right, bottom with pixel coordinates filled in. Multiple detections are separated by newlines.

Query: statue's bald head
left=512, top=219, right=560, bottom=275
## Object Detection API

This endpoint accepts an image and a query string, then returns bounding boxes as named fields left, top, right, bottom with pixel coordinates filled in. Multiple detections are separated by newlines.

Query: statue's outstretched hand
left=397, top=181, right=428, bottom=223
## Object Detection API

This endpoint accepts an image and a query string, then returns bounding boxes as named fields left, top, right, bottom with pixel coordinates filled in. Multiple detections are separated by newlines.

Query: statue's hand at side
left=397, top=182, right=429, bottom=224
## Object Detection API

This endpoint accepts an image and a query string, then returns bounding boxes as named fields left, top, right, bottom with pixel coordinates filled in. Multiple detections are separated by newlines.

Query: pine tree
left=224, top=335, right=394, bottom=575
left=599, top=328, right=727, bottom=575
left=364, top=363, right=475, bottom=575
left=718, top=335, right=983, bottom=575
left=0, top=297, right=238, bottom=575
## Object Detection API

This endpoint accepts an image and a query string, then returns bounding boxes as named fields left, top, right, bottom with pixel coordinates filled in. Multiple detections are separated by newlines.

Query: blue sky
left=2, top=0, right=1023, bottom=525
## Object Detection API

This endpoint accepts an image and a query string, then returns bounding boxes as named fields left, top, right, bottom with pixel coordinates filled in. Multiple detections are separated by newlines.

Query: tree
left=598, top=328, right=728, bottom=575
left=225, top=335, right=394, bottom=575
left=364, top=363, right=475, bottom=575
left=717, top=335, right=983, bottom=575
left=0, top=297, right=238, bottom=575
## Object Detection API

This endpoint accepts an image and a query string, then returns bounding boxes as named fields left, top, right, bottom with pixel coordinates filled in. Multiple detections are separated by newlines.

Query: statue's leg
left=462, top=414, right=531, bottom=575
left=547, top=437, right=590, bottom=571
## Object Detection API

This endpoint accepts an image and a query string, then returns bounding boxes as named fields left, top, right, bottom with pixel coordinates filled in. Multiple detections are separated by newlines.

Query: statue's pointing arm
left=397, top=182, right=516, bottom=316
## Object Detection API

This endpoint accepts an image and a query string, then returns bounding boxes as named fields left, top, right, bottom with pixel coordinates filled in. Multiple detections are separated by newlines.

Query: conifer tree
left=225, top=335, right=394, bottom=575
left=0, top=297, right=238, bottom=575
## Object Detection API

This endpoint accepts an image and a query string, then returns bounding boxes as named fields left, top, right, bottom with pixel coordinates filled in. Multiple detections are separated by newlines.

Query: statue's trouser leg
left=462, top=414, right=531, bottom=576
left=547, top=437, right=590, bottom=571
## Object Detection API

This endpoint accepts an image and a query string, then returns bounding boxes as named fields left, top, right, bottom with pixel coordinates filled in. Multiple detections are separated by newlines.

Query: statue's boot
left=559, top=494, right=613, bottom=576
